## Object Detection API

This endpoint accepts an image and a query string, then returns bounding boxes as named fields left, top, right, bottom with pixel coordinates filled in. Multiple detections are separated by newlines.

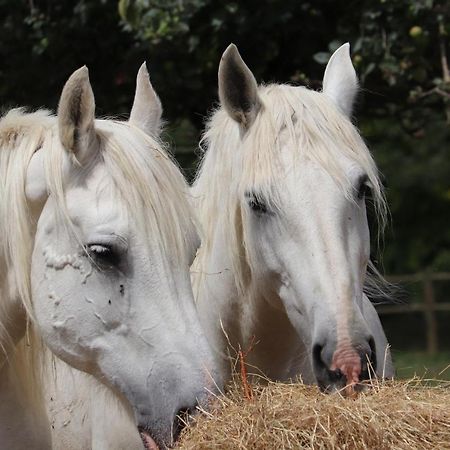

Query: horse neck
left=0, top=361, right=51, bottom=447
left=0, top=271, right=27, bottom=370
left=0, top=250, right=26, bottom=371
left=193, top=218, right=241, bottom=326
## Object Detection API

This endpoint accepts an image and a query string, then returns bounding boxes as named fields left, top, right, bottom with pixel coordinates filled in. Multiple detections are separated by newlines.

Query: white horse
left=192, top=43, right=394, bottom=393
left=0, top=64, right=218, bottom=449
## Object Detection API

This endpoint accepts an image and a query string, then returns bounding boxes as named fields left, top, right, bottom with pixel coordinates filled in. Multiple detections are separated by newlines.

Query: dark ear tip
left=221, top=43, right=240, bottom=61
left=219, top=44, right=246, bottom=80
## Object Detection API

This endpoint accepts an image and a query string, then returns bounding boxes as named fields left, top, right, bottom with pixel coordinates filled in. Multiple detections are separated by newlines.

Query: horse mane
left=0, top=108, right=54, bottom=407
left=192, top=83, right=390, bottom=302
left=0, top=107, right=198, bottom=409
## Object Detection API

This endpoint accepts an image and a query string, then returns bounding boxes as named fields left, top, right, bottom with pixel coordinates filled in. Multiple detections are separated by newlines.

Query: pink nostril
left=332, top=340, right=377, bottom=384
left=331, top=346, right=363, bottom=384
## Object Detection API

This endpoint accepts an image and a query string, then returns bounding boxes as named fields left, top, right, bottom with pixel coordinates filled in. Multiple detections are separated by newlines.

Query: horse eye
left=248, top=196, right=267, bottom=214
left=356, top=174, right=372, bottom=200
left=87, top=244, right=120, bottom=267
left=357, top=181, right=371, bottom=200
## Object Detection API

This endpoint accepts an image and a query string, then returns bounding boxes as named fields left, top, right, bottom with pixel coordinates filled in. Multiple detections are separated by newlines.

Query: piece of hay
left=177, top=378, right=450, bottom=449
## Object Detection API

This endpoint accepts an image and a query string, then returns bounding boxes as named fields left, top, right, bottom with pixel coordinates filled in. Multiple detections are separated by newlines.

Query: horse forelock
left=93, top=120, right=199, bottom=263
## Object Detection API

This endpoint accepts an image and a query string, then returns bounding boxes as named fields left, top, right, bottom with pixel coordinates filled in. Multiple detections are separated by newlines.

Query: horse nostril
left=172, top=406, right=195, bottom=442
left=328, top=368, right=343, bottom=382
left=312, top=343, right=326, bottom=371
left=313, top=342, right=334, bottom=371
left=313, top=343, right=344, bottom=391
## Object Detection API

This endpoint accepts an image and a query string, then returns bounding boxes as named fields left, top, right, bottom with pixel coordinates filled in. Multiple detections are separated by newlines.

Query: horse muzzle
left=312, top=336, right=377, bottom=394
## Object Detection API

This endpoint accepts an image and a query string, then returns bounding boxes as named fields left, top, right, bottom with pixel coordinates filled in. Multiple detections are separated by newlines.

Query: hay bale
left=178, top=379, right=450, bottom=449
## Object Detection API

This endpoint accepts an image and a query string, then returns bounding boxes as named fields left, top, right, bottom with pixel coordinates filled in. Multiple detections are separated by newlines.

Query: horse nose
left=138, top=401, right=200, bottom=449
left=312, top=337, right=377, bottom=391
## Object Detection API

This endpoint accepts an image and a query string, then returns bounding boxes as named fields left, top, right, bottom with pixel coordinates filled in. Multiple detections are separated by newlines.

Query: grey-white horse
left=0, top=64, right=218, bottom=449
left=192, top=43, right=394, bottom=393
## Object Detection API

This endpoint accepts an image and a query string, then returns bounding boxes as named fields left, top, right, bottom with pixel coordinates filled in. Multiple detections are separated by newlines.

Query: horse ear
left=129, top=62, right=162, bottom=136
left=323, top=43, right=358, bottom=117
left=218, top=44, right=261, bottom=128
left=58, top=66, right=96, bottom=161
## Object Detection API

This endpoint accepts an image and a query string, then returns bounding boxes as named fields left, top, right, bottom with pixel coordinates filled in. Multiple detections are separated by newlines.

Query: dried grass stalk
left=178, top=378, right=450, bottom=450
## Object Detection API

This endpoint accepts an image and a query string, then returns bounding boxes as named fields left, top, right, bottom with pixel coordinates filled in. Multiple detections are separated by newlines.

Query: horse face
left=28, top=66, right=218, bottom=447
left=243, top=150, right=376, bottom=391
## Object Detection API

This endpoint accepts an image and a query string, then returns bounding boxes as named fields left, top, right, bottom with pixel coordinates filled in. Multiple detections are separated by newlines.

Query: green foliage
left=117, top=0, right=450, bottom=122
left=0, top=0, right=139, bottom=114
left=118, top=0, right=206, bottom=41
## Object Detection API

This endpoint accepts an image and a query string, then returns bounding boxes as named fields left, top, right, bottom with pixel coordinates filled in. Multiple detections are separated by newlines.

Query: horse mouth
left=138, top=427, right=160, bottom=450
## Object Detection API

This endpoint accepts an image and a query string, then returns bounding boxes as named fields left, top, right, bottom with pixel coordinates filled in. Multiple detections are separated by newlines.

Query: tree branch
left=438, top=20, right=450, bottom=123
left=416, top=86, right=450, bottom=100
left=439, top=22, right=450, bottom=83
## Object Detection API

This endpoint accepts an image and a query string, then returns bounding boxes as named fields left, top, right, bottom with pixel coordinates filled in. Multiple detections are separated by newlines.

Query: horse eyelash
left=86, top=243, right=121, bottom=268
left=245, top=192, right=268, bottom=215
